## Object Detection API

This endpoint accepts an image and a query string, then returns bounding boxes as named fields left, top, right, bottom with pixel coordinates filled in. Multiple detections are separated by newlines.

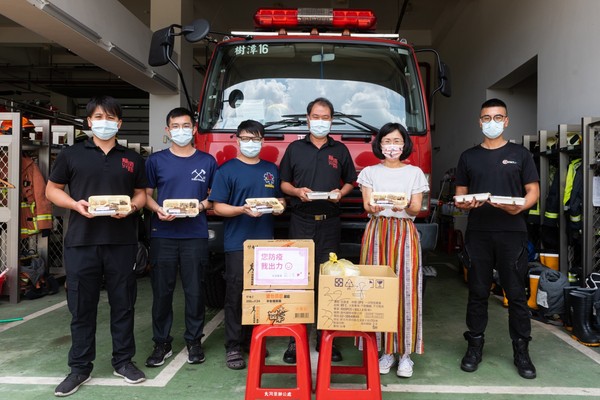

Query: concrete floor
left=1, top=251, right=599, bottom=400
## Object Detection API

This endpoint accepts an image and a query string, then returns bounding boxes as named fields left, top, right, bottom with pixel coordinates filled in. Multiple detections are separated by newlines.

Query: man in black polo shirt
left=279, top=97, right=357, bottom=363
left=47, top=96, right=148, bottom=397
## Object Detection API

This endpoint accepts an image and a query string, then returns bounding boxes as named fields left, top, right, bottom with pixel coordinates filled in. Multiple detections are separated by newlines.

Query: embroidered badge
left=191, top=169, right=206, bottom=182
left=264, top=171, right=275, bottom=188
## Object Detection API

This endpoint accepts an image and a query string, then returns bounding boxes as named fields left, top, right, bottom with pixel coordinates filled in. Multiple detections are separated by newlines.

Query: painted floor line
left=0, top=309, right=225, bottom=388
left=535, top=319, right=600, bottom=364
left=380, top=384, right=600, bottom=396
left=0, top=300, right=68, bottom=333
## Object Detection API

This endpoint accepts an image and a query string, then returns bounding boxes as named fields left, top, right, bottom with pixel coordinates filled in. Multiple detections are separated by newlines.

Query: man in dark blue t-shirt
left=144, top=107, right=217, bottom=368
left=208, top=120, right=284, bottom=370
left=455, top=98, right=540, bottom=380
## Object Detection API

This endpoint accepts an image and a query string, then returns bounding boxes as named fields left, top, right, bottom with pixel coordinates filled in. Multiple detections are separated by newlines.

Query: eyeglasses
left=238, top=136, right=263, bottom=143
left=480, top=114, right=506, bottom=123
left=169, top=124, right=193, bottom=130
left=381, top=139, right=404, bottom=145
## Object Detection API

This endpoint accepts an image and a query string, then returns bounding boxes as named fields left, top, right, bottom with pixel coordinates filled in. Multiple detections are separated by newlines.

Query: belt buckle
left=314, top=214, right=326, bottom=221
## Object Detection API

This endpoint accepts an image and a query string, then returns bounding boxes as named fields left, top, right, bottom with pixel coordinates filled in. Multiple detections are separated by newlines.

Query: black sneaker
left=113, top=362, right=146, bottom=384
left=55, top=373, right=90, bottom=397
left=283, top=342, right=296, bottom=364
left=187, top=341, right=206, bottom=364
left=145, top=342, right=173, bottom=367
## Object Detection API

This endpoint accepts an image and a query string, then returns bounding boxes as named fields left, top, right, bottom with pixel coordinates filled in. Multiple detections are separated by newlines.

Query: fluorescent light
left=34, top=1, right=102, bottom=42
left=109, top=44, right=147, bottom=72
left=149, top=71, right=178, bottom=92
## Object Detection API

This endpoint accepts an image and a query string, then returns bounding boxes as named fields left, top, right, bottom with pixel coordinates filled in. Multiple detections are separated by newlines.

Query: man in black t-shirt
left=47, top=96, right=147, bottom=397
left=279, top=97, right=357, bottom=364
left=454, top=98, right=540, bottom=380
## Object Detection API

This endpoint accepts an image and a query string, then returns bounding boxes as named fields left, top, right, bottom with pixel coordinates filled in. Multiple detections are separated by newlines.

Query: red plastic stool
left=245, top=324, right=312, bottom=400
left=315, top=330, right=381, bottom=400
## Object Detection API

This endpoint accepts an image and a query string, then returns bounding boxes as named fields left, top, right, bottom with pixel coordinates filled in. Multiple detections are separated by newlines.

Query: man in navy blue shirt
left=208, top=119, right=284, bottom=370
left=144, top=107, right=217, bottom=368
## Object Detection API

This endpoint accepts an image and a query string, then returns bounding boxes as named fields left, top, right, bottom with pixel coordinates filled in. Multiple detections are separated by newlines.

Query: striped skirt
left=360, top=216, right=424, bottom=355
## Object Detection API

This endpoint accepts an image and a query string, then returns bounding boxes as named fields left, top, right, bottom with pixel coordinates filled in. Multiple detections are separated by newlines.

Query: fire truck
left=149, top=8, right=450, bottom=307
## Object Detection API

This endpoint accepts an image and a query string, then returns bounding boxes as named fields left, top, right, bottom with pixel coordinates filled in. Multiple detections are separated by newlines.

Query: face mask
left=239, top=140, right=262, bottom=158
left=309, top=120, right=331, bottom=138
left=381, top=144, right=403, bottom=159
left=169, top=127, right=194, bottom=146
left=482, top=120, right=504, bottom=139
left=91, top=119, right=119, bottom=140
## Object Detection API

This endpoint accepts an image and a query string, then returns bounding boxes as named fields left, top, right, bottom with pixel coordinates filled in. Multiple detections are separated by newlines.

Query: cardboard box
left=243, top=239, right=314, bottom=290
left=317, top=265, right=399, bottom=332
left=242, top=290, right=314, bottom=325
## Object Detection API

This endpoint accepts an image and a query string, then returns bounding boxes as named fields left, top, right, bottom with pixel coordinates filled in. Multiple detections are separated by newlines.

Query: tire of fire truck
left=203, top=252, right=226, bottom=309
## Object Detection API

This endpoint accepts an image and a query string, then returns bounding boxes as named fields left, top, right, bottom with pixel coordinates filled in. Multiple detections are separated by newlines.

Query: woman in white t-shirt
left=358, top=122, right=429, bottom=378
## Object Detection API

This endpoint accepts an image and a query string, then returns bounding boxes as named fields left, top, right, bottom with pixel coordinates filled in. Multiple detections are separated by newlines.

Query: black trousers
left=464, top=230, right=531, bottom=340
left=64, top=244, right=137, bottom=375
left=224, top=250, right=252, bottom=352
left=289, top=212, right=341, bottom=347
left=149, top=237, right=208, bottom=344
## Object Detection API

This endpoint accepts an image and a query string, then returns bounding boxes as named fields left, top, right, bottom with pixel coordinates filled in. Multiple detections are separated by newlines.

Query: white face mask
left=381, top=144, right=403, bottom=159
left=239, top=140, right=262, bottom=158
left=91, top=119, right=119, bottom=140
left=169, top=127, right=194, bottom=146
left=309, top=120, right=331, bottom=138
left=482, top=120, right=504, bottom=139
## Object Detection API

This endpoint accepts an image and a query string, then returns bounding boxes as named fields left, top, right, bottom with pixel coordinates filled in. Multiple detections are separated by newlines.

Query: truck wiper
left=333, top=112, right=379, bottom=135
left=264, top=117, right=306, bottom=129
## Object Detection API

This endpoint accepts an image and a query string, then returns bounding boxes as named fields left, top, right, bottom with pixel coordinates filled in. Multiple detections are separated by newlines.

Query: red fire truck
left=149, top=8, right=450, bottom=307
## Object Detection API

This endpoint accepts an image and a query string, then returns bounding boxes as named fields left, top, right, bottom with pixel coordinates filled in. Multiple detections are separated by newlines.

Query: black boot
left=570, top=292, right=600, bottom=346
left=562, top=286, right=581, bottom=330
left=512, top=337, right=537, bottom=379
left=574, top=289, right=600, bottom=334
left=460, top=331, right=484, bottom=372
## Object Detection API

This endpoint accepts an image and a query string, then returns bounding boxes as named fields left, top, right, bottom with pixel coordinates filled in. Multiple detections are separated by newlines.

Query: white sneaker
left=397, top=354, right=414, bottom=378
left=379, top=354, right=396, bottom=374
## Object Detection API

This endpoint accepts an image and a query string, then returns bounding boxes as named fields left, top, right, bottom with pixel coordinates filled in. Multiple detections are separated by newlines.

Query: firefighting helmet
left=566, top=132, right=582, bottom=146
left=0, top=117, right=35, bottom=137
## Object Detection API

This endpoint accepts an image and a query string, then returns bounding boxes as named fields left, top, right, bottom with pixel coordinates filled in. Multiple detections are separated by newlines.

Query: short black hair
left=372, top=122, right=413, bottom=161
left=86, top=95, right=122, bottom=119
left=481, top=98, right=507, bottom=113
left=166, top=107, right=195, bottom=126
left=306, top=97, right=334, bottom=117
left=236, top=119, right=265, bottom=137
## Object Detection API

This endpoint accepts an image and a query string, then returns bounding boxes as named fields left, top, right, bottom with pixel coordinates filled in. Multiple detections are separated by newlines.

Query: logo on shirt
left=264, top=171, right=275, bottom=188
left=328, top=155, right=338, bottom=169
left=122, top=158, right=134, bottom=173
left=191, top=169, right=206, bottom=182
left=502, top=159, right=518, bottom=165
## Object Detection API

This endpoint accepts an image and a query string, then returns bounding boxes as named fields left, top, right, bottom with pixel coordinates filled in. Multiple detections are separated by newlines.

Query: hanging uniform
left=20, top=156, right=52, bottom=237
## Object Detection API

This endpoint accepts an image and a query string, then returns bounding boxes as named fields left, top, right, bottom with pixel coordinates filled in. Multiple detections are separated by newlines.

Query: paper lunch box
left=88, top=195, right=131, bottom=216
left=369, top=192, right=408, bottom=208
left=245, top=197, right=285, bottom=214
left=306, top=191, right=339, bottom=200
left=489, top=195, right=526, bottom=206
left=453, top=192, right=491, bottom=202
left=163, top=199, right=200, bottom=217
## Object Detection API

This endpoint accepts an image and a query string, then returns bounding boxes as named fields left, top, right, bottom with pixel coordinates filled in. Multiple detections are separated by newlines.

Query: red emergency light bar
left=254, top=8, right=377, bottom=30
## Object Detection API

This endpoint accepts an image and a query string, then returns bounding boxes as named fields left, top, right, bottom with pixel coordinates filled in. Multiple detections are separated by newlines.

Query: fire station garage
left=0, top=1, right=599, bottom=399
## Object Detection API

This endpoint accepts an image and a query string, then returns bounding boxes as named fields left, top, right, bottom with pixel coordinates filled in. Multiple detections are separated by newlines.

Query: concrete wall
left=431, top=0, right=600, bottom=195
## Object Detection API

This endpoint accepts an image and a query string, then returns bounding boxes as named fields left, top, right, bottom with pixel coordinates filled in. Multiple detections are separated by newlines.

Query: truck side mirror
left=182, top=19, right=210, bottom=43
left=148, top=26, right=175, bottom=67
left=439, top=62, right=451, bottom=98
left=228, top=90, right=244, bottom=108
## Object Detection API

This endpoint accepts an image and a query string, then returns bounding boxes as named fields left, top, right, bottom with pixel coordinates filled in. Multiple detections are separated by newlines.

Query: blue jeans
left=149, top=237, right=208, bottom=344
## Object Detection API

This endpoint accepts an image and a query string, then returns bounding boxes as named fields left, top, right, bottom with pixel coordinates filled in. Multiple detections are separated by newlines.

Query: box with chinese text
left=317, top=265, right=399, bottom=332
left=242, top=290, right=314, bottom=325
left=243, top=239, right=314, bottom=289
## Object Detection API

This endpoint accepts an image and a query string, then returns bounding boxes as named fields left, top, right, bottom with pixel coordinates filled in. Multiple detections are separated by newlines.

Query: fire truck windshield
left=199, top=41, right=427, bottom=135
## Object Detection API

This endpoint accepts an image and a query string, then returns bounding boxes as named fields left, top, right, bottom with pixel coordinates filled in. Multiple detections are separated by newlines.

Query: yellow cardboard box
left=242, top=290, right=314, bottom=325
left=317, top=265, right=399, bottom=332
left=243, top=239, right=314, bottom=290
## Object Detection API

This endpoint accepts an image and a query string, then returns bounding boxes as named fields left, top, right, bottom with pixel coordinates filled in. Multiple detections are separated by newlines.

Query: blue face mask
left=309, top=120, right=331, bottom=138
left=482, top=120, right=504, bottom=139
left=169, top=127, right=194, bottom=146
left=239, top=140, right=262, bottom=158
left=91, top=119, right=119, bottom=140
